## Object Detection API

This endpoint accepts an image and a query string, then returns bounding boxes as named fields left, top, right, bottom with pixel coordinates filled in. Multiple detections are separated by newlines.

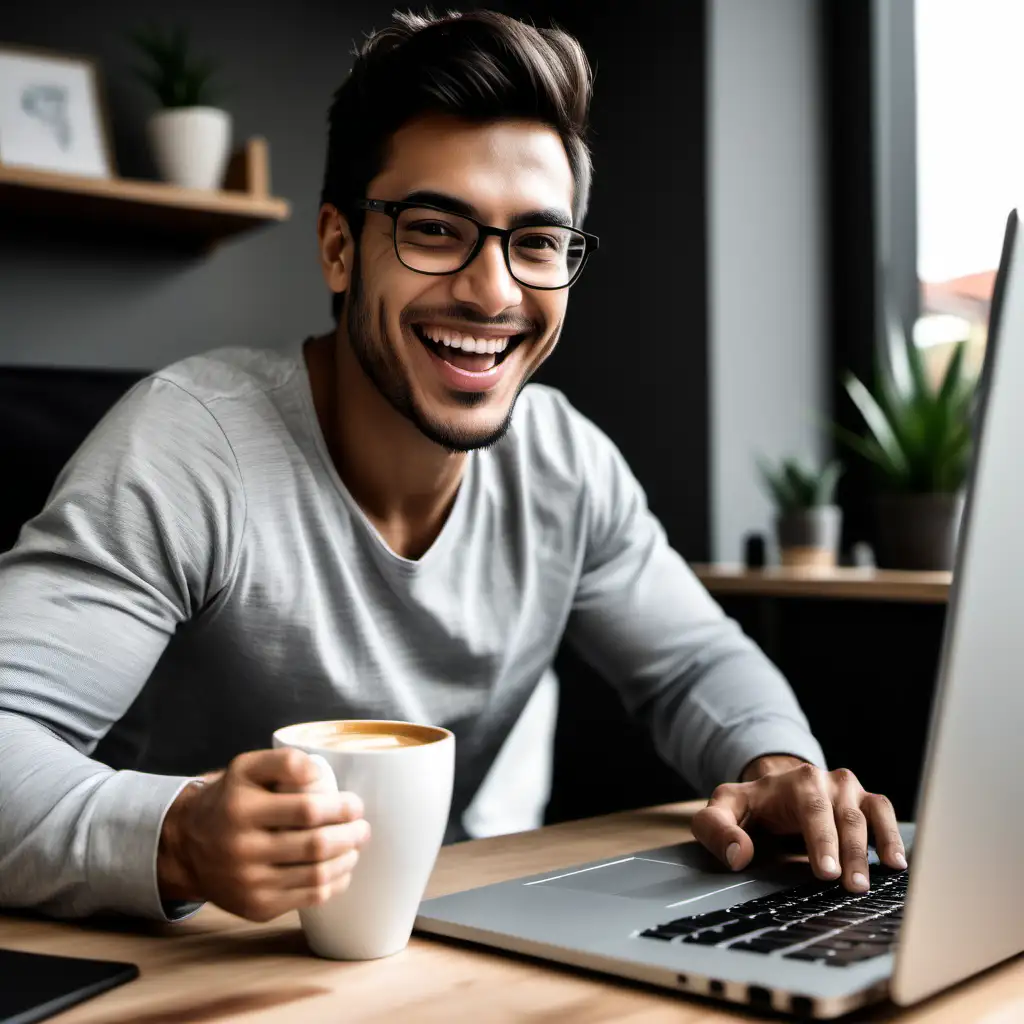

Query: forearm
left=0, top=713, right=200, bottom=920
left=639, top=637, right=827, bottom=795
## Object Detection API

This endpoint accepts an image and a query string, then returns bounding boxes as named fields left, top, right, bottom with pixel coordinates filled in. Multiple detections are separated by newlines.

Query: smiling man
left=0, top=10, right=905, bottom=926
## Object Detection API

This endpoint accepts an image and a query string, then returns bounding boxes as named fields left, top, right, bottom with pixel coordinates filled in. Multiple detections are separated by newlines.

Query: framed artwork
left=0, top=44, right=116, bottom=178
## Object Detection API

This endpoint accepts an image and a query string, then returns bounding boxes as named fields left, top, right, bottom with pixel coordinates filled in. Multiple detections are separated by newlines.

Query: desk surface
left=2, top=801, right=1021, bottom=1023
left=692, top=565, right=953, bottom=603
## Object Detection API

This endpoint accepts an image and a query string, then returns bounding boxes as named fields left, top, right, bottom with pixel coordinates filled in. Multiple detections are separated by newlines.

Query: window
left=914, top=0, right=1024, bottom=384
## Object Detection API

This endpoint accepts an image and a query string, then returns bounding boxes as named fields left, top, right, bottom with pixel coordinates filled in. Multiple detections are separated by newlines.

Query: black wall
left=515, top=1, right=710, bottom=820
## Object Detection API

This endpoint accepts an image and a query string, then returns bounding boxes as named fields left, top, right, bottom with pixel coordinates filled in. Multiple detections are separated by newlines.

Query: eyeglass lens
left=394, top=207, right=586, bottom=287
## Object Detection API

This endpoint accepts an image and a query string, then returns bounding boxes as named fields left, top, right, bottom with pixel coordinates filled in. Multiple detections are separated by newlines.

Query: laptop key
left=731, top=937, right=794, bottom=954
left=687, top=910, right=736, bottom=928
left=822, top=946, right=892, bottom=967
left=760, top=927, right=820, bottom=945
left=714, top=920, right=766, bottom=941
left=682, top=931, right=732, bottom=946
left=681, top=921, right=761, bottom=946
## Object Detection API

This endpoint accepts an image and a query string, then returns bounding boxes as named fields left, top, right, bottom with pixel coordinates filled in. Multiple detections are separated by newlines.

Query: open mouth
left=411, top=323, right=527, bottom=373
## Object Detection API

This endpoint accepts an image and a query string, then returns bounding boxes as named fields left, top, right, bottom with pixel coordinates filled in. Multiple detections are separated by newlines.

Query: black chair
left=0, top=366, right=148, bottom=551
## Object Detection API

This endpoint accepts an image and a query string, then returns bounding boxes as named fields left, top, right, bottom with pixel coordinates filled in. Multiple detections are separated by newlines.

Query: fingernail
left=852, top=872, right=869, bottom=890
left=820, top=855, right=838, bottom=876
left=893, top=852, right=908, bottom=869
left=357, top=820, right=372, bottom=843
left=726, top=842, right=741, bottom=868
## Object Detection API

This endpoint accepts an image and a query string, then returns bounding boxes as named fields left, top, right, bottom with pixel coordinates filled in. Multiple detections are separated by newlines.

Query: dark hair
left=321, top=8, right=594, bottom=319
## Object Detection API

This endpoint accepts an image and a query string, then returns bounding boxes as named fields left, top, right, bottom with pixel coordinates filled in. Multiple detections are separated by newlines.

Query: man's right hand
left=157, top=747, right=370, bottom=922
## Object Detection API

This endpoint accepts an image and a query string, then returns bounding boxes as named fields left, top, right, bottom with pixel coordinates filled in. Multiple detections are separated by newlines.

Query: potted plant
left=130, top=26, right=230, bottom=191
left=836, top=311, right=977, bottom=571
left=756, top=456, right=844, bottom=568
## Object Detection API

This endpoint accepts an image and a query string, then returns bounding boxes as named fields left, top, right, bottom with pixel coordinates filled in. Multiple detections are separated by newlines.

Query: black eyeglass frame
left=354, top=198, right=599, bottom=290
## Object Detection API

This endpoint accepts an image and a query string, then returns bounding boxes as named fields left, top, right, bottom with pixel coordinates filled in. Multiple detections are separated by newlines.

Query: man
left=0, top=10, right=905, bottom=926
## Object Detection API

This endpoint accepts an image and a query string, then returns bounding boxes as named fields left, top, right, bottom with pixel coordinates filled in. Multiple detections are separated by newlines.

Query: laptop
left=415, top=209, right=1024, bottom=1019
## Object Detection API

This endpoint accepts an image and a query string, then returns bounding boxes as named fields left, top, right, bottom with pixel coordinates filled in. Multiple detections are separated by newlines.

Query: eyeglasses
left=354, top=198, right=599, bottom=290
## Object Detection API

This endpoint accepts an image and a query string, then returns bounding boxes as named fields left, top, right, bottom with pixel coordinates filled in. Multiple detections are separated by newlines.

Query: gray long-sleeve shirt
left=0, top=342, right=825, bottom=922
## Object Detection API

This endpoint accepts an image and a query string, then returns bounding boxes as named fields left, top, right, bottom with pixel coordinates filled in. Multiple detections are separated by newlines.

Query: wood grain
left=692, top=564, right=952, bottom=603
left=1, top=800, right=1019, bottom=1023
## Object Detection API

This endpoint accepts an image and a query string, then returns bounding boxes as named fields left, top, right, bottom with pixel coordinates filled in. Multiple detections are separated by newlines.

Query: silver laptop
left=416, top=210, right=1024, bottom=1019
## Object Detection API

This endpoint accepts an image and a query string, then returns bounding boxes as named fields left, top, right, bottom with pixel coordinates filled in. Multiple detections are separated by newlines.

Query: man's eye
left=518, top=233, right=559, bottom=250
left=410, top=221, right=456, bottom=237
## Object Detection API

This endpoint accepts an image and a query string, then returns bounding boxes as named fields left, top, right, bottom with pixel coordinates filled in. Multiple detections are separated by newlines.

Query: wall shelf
left=0, top=138, right=291, bottom=251
left=692, top=564, right=952, bottom=603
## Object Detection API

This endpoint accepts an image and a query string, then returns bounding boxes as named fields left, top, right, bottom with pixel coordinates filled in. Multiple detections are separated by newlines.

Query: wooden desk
left=692, top=565, right=952, bottom=604
left=2, top=802, right=1021, bottom=1023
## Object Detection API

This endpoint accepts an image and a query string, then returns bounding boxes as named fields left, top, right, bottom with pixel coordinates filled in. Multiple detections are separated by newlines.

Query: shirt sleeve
left=561, top=406, right=826, bottom=795
left=0, top=376, right=245, bottom=920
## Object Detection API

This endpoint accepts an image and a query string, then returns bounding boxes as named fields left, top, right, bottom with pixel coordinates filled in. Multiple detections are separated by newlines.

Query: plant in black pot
left=756, top=456, right=843, bottom=568
left=836, top=316, right=977, bottom=571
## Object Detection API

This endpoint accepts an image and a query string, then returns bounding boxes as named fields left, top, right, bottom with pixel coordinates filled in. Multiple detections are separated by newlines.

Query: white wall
left=707, top=0, right=828, bottom=563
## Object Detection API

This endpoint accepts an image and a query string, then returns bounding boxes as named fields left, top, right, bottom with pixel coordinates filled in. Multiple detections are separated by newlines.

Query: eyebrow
left=401, top=189, right=574, bottom=229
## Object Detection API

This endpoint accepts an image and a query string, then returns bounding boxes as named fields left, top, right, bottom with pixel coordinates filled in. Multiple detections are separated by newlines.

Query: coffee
left=316, top=732, right=426, bottom=752
left=274, top=719, right=446, bottom=753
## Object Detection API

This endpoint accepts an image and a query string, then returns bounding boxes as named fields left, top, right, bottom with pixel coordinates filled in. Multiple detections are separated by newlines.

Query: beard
left=344, top=268, right=532, bottom=453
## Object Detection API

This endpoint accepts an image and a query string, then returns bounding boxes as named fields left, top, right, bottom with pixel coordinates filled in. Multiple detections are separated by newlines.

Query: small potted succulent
left=836, top=305, right=977, bottom=571
left=130, top=25, right=230, bottom=191
left=757, top=456, right=844, bottom=568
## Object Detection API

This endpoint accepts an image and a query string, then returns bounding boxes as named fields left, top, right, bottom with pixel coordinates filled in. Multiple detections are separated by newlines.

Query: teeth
left=419, top=325, right=513, bottom=353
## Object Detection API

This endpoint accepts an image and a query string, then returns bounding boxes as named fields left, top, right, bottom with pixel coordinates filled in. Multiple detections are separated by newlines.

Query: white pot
left=147, top=107, right=232, bottom=191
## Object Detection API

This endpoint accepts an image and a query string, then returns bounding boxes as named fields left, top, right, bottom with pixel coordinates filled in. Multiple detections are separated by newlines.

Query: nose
left=450, top=235, right=523, bottom=316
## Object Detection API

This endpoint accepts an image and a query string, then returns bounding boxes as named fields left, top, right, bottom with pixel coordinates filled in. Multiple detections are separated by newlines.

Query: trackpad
left=538, top=857, right=701, bottom=899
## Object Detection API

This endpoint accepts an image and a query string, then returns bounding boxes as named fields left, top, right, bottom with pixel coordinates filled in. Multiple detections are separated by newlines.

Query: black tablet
left=0, top=947, right=138, bottom=1024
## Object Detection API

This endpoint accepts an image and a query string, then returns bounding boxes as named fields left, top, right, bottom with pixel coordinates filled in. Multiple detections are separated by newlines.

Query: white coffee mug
left=272, top=719, right=455, bottom=960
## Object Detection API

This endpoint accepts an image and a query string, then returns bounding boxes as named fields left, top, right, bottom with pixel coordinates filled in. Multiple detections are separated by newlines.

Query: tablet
left=0, top=947, right=138, bottom=1024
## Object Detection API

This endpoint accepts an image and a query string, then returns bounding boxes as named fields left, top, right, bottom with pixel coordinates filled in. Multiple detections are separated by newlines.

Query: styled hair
left=321, top=8, right=594, bottom=319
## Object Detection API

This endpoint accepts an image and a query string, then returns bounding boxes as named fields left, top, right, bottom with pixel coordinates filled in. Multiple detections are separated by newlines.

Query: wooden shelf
left=0, top=138, right=290, bottom=250
left=692, top=564, right=952, bottom=603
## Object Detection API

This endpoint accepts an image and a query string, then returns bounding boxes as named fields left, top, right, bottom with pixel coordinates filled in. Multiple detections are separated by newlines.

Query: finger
left=233, top=747, right=324, bottom=791
left=270, top=848, right=360, bottom=891
left=238, top=871, right=355, bottom=923
left=245, top=789, right=365, bottom=830
left=691, top=785, right=753, bottom=870
left=863, top=792, right=908, bottom=871
left=296, top=872, right=356, bottom=908
left=792, top=767, right=842, bottom=880
left=831, top=770, right=871, bottom=892
left=264, top=819, right=371, bottom=866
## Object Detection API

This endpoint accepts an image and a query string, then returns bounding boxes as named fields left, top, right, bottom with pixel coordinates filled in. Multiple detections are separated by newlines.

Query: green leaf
left=127, top=22, right=222, bottom=110
left=815, top=460, right=843, bottom=505
left=756, top=455, right=796, bottom=510
left=843, top=373, right=910, bottom=477
left=937, top=341, right=966, bottom=405
left=882, top=295, right=915, bottom=402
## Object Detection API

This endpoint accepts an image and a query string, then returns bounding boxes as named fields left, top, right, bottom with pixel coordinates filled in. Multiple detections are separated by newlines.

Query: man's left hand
left=691, top=756, right=908, bottom=892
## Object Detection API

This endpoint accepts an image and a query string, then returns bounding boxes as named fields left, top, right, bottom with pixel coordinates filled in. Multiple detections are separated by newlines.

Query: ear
left=317, top=203, right=356, bottom=297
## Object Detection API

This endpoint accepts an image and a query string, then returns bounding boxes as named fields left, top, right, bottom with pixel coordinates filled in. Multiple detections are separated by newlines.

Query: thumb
left=691, top=786, right=755, bottom=871
left=236, top=746, right=326, bottom=790
left=273, top=752, right=338, bottom=796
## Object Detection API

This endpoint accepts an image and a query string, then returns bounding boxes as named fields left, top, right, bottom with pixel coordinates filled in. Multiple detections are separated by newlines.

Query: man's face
left=336, top=115, right=575, bottom=451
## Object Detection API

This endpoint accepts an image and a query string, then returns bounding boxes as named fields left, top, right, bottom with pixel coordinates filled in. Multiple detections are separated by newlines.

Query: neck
left=304, top=330, right=468, bottom=560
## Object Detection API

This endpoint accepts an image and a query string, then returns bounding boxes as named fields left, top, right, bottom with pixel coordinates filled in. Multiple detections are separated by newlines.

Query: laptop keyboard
left=639, top=866, right=907, bottom=967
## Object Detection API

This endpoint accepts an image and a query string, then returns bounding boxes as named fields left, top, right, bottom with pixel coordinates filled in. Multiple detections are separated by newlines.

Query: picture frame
left=0, top=44, right=116, bottom=179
